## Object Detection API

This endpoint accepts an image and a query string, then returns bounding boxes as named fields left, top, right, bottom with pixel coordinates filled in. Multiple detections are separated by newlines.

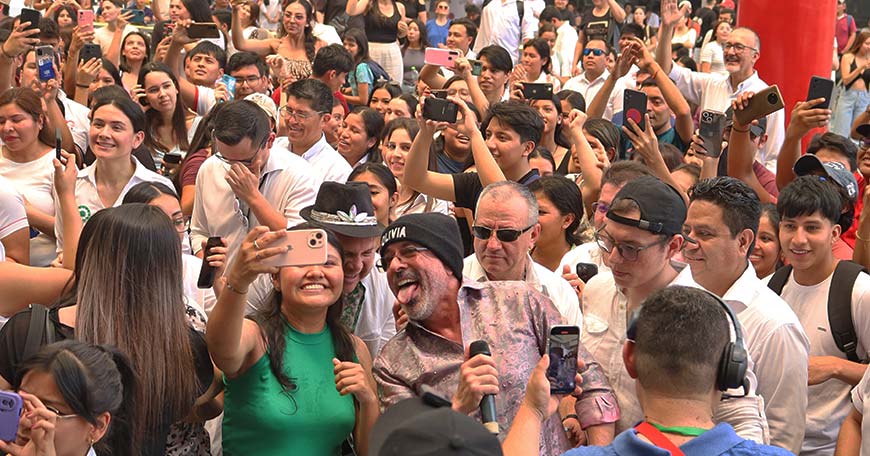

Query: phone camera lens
left=315, top=232, right=323, bottom=239
left=767, top=93, right=778, bottom=104
left=309, top=239, right=316, bottom=246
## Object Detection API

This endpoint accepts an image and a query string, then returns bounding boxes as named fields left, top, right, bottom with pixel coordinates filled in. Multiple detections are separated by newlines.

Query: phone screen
left=548, top=326, right=580, bottom=394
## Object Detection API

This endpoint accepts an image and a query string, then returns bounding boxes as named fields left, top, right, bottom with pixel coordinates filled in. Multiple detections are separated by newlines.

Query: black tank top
left=846, top=58, right=870, bottom=90
left=364, top=2, right=400, bottom=43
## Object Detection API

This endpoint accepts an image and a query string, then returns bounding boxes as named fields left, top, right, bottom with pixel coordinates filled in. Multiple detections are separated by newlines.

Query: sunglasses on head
left=472, top=224, right=535, bottom=242
left=583, top=48, right=606, bottom=57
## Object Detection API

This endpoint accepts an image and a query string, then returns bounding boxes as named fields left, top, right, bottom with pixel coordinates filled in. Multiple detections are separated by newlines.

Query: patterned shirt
left=373, top=279, right=619, bottom=455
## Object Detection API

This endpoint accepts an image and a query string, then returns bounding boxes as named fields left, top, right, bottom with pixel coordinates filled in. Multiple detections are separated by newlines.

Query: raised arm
left=623, top=113, right=689, bottom=204
left=775, top=98, right=831, bottom=190
left=403, top=102, right=459, bottom=201
left=565, top=111, right=603, bottom=215
left=454, top=57, right=491, bottom=121
left=53, top=151, right=82, bottom=270
left=0, top=23, right=41, bottom=92
left=231, top=1, right=276, bottom=56
left=728, top=93, right=777, bottom=203
left=606, top=0, right=626, bottom=23
left=419, top=63, right=448, bottom=90
left=451, top=95, right=506, bottom=188
left=633, top=38, right=693, bottom=144
left=586, top=43, right=637, bottom=120
left=164, top=22, right=203, bottom=111
left=345, top=0, right=371, bottom=17
left=654, top=0, right=684, bottom=76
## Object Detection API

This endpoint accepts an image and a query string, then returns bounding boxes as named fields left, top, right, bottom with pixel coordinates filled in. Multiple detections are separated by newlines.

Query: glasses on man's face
left=860, top=137, right=870, bottom=151
left=472, top=224, right=535, bottom=243
left=437, top=4, right=448, bottom=9
left=234, top=75, right=263, bottom=86
left=213, top=137, right=264, bottom=167
left=595, top=229, right=669, bottom=262
left=591, top=201, right=609, bottom=215
left=583, top=48, right=606, bottom=57
left=279, top=106, right=325, bottom=121
left=172, top=216, right=190, bottom=233
left=376, top=246, right=429, bottom=271
left=723, top=42, right=757, bottom=53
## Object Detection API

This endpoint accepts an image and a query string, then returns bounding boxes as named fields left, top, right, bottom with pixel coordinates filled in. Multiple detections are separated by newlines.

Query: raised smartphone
left=623, top=89, right=647, bottom=131
left=469, top=59, right=483, bottom=76
left=187, top=22, right=222, bottom=39
left=807, top=76, right=835, bottom=110
left=221, top=74, right=236, bottom=100
left=78, top=10, right=95, bottom=34
left=522, top=82, right=553, bottom=100
left=734, top=85, right=784, bottom=126
left=197, top=237, right=223, bottom=289
left=79, top=43, right=102, bottom=63
left=20, top=7, right=40, bottom=31
left=699, top=109, right=727, bottom=158
left=547, top=325, right=580, bottom=394
left=0, top=391, right=22, bottom=442
left=261, top=228, right=329, bottom=268
left=121, top=8, right=146, bottom=24
left=422, top=97, right=459, bottom=123
left=424, top=47, right=461, bottom=68
left=575, top=262, right=599, bottom=283
left=36, top=46, right=55, bottom=81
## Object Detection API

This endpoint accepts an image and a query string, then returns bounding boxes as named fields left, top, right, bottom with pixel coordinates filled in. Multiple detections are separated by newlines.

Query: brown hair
left=0, top=88, right=54, bottom=147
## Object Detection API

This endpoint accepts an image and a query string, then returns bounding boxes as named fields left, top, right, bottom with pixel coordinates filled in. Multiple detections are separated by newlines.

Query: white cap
left=244, top=92, right=278, bottom=127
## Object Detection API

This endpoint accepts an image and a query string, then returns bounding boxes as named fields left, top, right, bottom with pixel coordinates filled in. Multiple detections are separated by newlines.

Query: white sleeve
left=700, top=43, right=715, bottom=64
left=668, top=64, right=713, bottom=106
left=714, top=392, right=770, bottom=445
left=195, top=85, right=217, bottom=117
left=757, top=107, right=785, bottom=173
left=521, top=3, right=538, bottom=41
left=189, top=171, right=210, bottom=256
left=280, top=167, right=321, bottom=228
left=0, top=188, right=27, bottom=239
left=851, top=274, right=870, bottom=360
left=472, top=5, right=491, bottom=54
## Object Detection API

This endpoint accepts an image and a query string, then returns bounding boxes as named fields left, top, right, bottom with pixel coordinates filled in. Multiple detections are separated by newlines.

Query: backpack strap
left=828, top=261, right=867, bottom=363
left=766, top=265, right=793, bottom=295
left=23, top=304, right=54, bottom=362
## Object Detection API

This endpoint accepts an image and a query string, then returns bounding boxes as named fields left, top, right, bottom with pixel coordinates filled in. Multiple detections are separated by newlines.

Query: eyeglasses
left=213, top=137, right=265, bottom=166
left=583, top=48, right=606, bottom=57
left=860, top=137, right=870, bottom=150
left=591, top=202, right=609, bottom=215
left=279, top=106, right=325, bottom=121
left=471, top=224, right=535, bottom=243
left=376, top=246, right=429, bottom=271
left=42, top=405, right=78, bottom=420
left=723, top=42, right=758, bottom=53
left=595, top=229, right=669, bottom=262
left=234, top=75, right=263, bottom=86
left=172, top=216, right=190, bottom=233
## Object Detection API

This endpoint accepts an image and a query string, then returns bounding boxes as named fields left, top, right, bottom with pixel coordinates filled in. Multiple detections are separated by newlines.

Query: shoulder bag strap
left=634, top=422, right=686, bottom=456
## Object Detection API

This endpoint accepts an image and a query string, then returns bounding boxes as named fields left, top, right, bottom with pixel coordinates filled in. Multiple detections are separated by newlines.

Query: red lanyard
left=634, top=422, right=686, bottom=456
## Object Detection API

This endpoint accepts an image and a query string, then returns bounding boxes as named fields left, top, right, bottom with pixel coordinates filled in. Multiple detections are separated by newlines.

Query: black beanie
left=380, top=213, right=464, bottom=280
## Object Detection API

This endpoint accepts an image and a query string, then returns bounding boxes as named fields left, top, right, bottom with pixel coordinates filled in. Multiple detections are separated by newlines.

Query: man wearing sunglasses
left=189, top=100, right=321, bottom=262
left=374, top=213, right=619, bottom=454
left=462, top=182, right=580, bottom=326
left=562, top=40, right=611, bottom=105
left=581, top=175, right=768, bottom=442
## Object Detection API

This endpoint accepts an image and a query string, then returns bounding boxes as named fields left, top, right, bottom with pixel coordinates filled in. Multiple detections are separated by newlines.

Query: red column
left=738, top=0, right=836, bottom=139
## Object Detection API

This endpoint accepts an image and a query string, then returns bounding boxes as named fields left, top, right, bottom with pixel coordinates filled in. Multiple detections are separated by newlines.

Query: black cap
left=370, top=394, right=503, bottom=456
left=380, top=213, right=464, bottom=280
left=606, top=175, right=687, bottom=236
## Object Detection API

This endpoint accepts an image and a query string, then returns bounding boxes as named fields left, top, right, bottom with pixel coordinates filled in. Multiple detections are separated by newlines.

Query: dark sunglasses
left=583, top=48, right=606, bottom=57
left=472, top=224, right=535, bottom=242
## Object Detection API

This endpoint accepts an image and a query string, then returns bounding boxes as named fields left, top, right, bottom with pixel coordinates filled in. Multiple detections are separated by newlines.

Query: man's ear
left=623, top=342, right=638, bottom=379
left=738, top=228, right=754, bottom=258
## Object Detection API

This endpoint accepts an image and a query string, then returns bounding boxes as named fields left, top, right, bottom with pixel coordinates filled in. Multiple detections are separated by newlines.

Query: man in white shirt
left=472, top=0, right=537, bottom=64
left=273, top=78, right=352, bottom=183
left=562, top=39, right=610, bottom=105
left=655, top=0, right=783, bottom=171
left=539, top=7, right=577, bottom=80
left=581, top=175, right=768, bottom=442
left=189, top=100, right=321, bottom=260
left=770, top=176, right=870, bottom=456
left=675, top=176, right=810, bottom=454
left=464, top=181, right=580, bottom=326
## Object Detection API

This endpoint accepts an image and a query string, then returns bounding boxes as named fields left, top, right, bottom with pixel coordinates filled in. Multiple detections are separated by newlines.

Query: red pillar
left=738, top=0, right=836, bottom=142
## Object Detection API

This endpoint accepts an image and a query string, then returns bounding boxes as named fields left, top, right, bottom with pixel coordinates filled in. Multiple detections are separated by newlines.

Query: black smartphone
left=20, top=8, right=40, bottom=31
left=469, top=59, right=483, bottom=77
left=522, top=82, right=553, bottom=100
left=807, top=76, right=835, bottom=110
left=430, top=89, right=448, bottom=99
left=575, top=263, right=599, bottom=283
left=699, top=110, right=727, bottom=158
left=79, top=43, right=102, bottom=63
left=197, top=237, right=223, bottom=288
left=163, top=153, right=182, bottom=165
left=55, top=128, right=62, bottom=162
left=422, top=97, right=459, bottom=123
left=187, top=22, right=221, bottom=39
left=547, top=325, right=580, bottom=394
left=623, top=89, right=647, bottom=131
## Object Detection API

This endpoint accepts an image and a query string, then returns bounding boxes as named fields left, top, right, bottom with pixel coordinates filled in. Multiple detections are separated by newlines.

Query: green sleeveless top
left=222, top=322, right=356, bottom=455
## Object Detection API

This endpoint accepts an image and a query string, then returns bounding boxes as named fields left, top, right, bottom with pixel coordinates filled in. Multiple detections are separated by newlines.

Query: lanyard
left=634, top=422, right=686, bottom=456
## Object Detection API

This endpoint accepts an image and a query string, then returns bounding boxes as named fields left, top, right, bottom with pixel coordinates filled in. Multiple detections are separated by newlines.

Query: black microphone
left=469, top=340, right=499, bottom=435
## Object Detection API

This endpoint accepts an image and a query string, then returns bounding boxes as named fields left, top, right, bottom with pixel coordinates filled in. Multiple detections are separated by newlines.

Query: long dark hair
left=351, top=106, right=384, bottom=163
left=342, top=28, right=370, bottom=64
left=119, top=31, right=151, bottom=73
left=349, top=161, right=398, bottom=196
left=16, top=341, right=138, bottom=455
left=278, top=0, right=317, bottom=62
left=251, top=224, right=355, bottom=393
left=529, top=176, right=584, bottom=245
left=402, top=18, right=429, bottom=52
left=137, top=62, right=190, bottom=154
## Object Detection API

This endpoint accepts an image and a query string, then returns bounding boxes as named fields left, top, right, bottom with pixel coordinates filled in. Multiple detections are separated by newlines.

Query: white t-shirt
left=274, top=135, right=353, bottom=184
left=0, top=151, right=57, bottom=266
left=93, top=24, right=138, bottom=52
left=700, top=41, right=727, bottom=76
left=780, top=269, right=870, bottom=456
left=559, top=241, right=610, bottom=277
left=0, top=240, right=5, bottom=261
left=0, top=177, right=27, bottom=242
left=671, top=27, right=697, bottom=48
left=850, top=368, right=870, bottom=456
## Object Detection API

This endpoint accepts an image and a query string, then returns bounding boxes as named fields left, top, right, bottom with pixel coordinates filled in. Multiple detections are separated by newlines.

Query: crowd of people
left=0, top=0, right=870, bottom=454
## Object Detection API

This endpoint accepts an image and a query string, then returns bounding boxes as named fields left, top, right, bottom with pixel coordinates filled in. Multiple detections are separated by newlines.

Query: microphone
left=469, top=340, right=499, bottom=435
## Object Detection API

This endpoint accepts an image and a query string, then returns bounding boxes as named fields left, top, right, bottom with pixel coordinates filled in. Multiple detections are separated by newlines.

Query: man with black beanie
left=373, top=213, right=619, bottom=455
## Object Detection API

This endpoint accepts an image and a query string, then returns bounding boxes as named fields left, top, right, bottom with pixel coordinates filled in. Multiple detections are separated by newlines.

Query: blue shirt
left=426, top=19, right=451, bottom=47
left=562, top=423, right=793, bottom=456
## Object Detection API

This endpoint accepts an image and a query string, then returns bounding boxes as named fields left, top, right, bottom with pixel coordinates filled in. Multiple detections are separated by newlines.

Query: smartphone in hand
left=734, top=85, right=784, bottom=126
left=422, top=97, right=459, bottom=123
left=699, top=110, right=727, bottom=158
left=807, top=76, right=834, bottom=110
left=623, top=89, right=647, bottom=131
left=78, top=10, right=95, bottom=33
left=424, top=47, right=461, bottom=68
left=521, top=83, right=553, bottom=100
left=36, top=46, right=55, bottom=81
left=547, top=326, right=580, bottom=394
left=197, top=237, right=223, bottom=289
left=260, top=229, right=329, bottom=268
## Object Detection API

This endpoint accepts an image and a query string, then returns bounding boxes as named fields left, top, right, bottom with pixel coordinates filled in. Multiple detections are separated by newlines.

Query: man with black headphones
left=502, top=286, right=790, bottom=456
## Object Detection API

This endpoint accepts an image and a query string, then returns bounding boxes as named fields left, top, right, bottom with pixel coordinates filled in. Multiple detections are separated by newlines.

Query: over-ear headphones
left=626, top=289, right=748, bottom=392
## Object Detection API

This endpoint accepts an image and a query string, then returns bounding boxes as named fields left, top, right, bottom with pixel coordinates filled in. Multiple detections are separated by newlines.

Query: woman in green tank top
left=207, top=224, right=380, bottom=455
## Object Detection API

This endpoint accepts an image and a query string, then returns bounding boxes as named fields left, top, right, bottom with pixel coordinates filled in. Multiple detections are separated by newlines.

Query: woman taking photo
left=529, top=176, right=584, bottom=272
left=833, top=30, right=870, bottom=137
left=119, top=32, right=151, bottom=91
left=0, top=341, right=136, bottom=456
left=207, top=225, right=379, bottom=455
left=346, top=0, right=406, bottom=84
left=232, top=0, right=320, bottom=83
left=338, top=106, right=384, bottom=167
left=236, top=1, right=270, bottom=40
left=699, top=20, right=730, bottom=75
left=401, top=19, right=428, bottom=93
left=515, top=38, right=561, bottom=92
left=0, top=204, right=218, bottom=455
left=0, top=88, right=59, bottom=267
left=135, top=62, right=202, bottom=170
